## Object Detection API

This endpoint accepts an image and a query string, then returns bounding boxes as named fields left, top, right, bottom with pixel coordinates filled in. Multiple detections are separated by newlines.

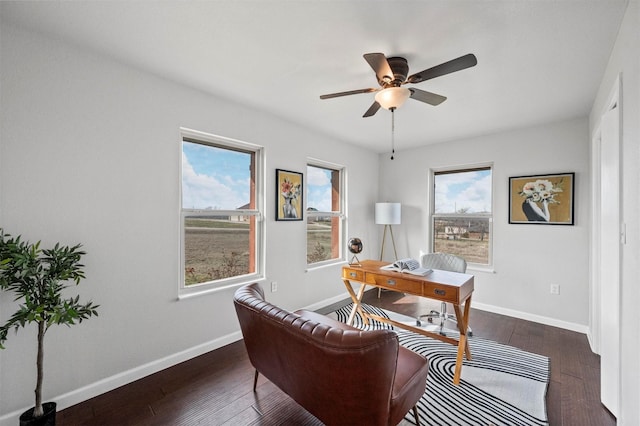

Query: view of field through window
left=307, top=220, right=333, bottom=263
left=434, top=217, right=490, bottom=264
left=433, top=168, right=492, bottom=265
left=182, top=142, right=339, bottom=285
left=184, top=218, right=252, bottom=285
left=182, top=140, right=258, bottom=285
left=306, top=165, right=341, bottom=264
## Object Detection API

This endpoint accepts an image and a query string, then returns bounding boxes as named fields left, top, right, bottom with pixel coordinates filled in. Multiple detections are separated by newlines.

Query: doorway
left=591, top=77, right=621, bottom=417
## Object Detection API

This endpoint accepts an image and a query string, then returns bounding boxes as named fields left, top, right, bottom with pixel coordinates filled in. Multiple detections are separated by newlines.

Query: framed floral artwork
left=276, top=169, right=303, bottom=221
left=509, top=172, right=575, bottom=225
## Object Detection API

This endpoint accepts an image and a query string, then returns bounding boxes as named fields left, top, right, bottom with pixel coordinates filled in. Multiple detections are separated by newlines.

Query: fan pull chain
left=390, top=107, right=396, bottom=160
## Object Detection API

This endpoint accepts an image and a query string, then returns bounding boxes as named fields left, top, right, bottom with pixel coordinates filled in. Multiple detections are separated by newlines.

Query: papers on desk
left=380, top=258, right=433, bottom=276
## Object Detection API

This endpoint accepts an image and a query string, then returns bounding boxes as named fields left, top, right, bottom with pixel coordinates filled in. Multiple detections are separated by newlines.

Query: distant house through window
left=180, top=129, right=263, bottom=294
left=431, top=166, right=492, bottom=266
left=306, top=161, right=344, bottom=265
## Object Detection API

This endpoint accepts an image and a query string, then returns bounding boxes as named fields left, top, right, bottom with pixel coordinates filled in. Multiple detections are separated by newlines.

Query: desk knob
left=386, top=279, right=396, bottom=286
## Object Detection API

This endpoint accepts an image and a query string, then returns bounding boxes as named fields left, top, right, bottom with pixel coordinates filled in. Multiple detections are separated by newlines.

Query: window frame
left=179, top=128, right=265, bottom=297
left=306, top=158, right=346, bottom=268
left=429, top=164, right=493, bottom=269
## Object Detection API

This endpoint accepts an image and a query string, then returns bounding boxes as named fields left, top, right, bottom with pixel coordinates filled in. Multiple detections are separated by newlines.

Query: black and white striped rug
left=331, top=304, right=550, bottom=426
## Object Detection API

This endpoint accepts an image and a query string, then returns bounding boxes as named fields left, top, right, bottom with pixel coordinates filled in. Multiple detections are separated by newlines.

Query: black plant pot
left=19, top=402, right=56, bottom=426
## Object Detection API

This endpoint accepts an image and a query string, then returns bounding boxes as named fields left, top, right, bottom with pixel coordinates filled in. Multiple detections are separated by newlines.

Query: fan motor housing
left=384, top=57, right=409, bottom=86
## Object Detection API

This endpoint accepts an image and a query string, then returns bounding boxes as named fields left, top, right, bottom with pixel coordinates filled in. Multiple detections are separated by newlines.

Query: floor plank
left=57, top=289, right=615, bottom=426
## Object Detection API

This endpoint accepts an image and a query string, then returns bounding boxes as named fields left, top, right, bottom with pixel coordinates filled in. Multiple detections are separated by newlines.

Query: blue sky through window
left=182, top=142, right=334, bottom=211
left=307, top=165, right=333, bottom=212
left=182, top=142, right=251, bottom=210
left=183, top=142, right=487, bottom=215
left=434, top=169, right=492, bottom=214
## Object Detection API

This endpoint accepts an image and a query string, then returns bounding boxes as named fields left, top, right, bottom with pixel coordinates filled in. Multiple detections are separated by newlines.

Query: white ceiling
left=2, top=1, right=628, bottom=153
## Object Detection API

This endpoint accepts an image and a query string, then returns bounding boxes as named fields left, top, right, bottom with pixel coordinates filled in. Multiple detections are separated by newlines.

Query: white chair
left=417, top=252, right=472, bottom=336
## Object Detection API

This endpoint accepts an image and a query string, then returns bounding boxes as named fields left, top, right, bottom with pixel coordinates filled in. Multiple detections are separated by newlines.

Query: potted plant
left=0, top=229, right=99, bottom=426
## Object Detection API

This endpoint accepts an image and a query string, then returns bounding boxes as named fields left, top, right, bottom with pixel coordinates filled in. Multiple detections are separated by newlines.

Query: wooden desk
left=342, top=259, right=474, bottom=385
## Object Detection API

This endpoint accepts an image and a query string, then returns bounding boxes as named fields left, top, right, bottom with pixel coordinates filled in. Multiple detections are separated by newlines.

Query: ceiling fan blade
left=409, top=88, right=447, bottom=106
left=363, top=101, right=381, bottom=118
left=406, top=53, right=477, bottom=84
left=363, top=53, right=394, bottom=84
left=320, top=88, right=377, bottom=100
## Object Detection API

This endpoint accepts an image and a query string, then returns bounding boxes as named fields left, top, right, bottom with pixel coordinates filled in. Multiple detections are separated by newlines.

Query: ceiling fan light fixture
left=375, top=87, right=411, bottom=110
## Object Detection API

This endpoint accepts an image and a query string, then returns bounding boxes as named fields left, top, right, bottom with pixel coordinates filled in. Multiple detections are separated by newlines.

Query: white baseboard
left=0, top=331, right=243, bottom=426
left=0, top=291, right=350, bottom=426
left=586, top=330, right=599, bottom=354
left=1, top=294, right=590, bottom=426
left=304, top=292, right=592, bottom=335
left=471, top=301, right=590, bottom=334
left=302, top=291, right=351, bottom=312
left=308, top=292, right=591, bottom=336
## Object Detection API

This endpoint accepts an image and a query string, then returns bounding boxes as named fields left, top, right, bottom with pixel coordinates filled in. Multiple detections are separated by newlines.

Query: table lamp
left=375, top=202, right=401, bottom=261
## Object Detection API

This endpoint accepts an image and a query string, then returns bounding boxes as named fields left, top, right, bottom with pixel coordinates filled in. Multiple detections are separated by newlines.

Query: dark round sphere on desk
left=348, top=237, right=363, bottom=254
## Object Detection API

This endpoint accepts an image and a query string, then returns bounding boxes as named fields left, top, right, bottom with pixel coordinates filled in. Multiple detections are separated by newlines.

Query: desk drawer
left=366, top=274, right=422, bottom=295
left=343, top=268, right=364, bottom=282
left=424, top=283, right=458, bottom=303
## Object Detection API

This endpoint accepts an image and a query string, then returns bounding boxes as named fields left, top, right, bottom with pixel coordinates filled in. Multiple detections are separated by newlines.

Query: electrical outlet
left=550, top=284, right=560, bottom=295
left=271, top=281, right=278, bottom=292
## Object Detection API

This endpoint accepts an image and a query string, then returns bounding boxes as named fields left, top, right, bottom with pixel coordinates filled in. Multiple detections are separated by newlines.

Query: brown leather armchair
left=233, top=283, right=428, bottom=426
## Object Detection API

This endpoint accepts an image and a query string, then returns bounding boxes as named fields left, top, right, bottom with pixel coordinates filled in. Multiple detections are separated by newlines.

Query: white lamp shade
left=375, top=202, right=401, bottom=225
left=374, top=87, right=411, bottom=110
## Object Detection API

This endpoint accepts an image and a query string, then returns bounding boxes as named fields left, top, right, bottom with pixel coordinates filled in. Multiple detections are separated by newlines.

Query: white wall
left=0, top=24, right=379, bottom=420
left=2, top=4, right=636, bottom=423
left=378, top=117, right=591, bottom=329
left=589, top=1, right=640, bottom=424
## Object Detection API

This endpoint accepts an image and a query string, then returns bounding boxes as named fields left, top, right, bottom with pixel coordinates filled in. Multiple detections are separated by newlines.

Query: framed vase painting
left=509, top=172, right=575, bottom=225
left=276, top=169, right=303, bottom=221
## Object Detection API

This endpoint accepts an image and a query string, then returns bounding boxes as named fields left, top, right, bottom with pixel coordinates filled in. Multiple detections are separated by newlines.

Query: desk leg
left=453, top=296, right=473, bottom=385
left=453, top=301, right=473, bottom=360
left=462, top=296, right=472, bottom=359
left=343, top=280, right=369, bottom=326
left=453, top=333, right=466, bottom=385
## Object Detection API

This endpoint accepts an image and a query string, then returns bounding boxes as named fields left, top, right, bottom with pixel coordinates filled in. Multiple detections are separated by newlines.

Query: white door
left=599, top=103, right=620, bottom=416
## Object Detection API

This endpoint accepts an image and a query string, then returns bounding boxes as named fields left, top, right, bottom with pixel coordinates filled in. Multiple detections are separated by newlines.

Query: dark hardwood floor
left=58, top=289, right=615, bottom=426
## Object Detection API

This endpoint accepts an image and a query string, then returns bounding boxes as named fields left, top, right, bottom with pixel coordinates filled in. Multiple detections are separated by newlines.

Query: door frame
left=589, top=75, right=620, bottom=354
left=589, top=74, right=621, bottom=417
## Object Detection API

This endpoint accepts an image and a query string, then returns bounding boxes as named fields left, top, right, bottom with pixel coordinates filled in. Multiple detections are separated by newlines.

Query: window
left=180, top=129, right=263, bottom=293
left=431, top=166, right=492, bottom=266
left=306, top=161, right=344, bottom=265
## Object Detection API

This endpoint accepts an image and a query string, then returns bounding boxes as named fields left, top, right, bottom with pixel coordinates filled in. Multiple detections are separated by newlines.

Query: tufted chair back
left=420, top=252, right=467, bottom=273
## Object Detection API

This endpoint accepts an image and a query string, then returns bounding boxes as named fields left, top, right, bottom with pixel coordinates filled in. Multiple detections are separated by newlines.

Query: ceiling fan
left=319, top=53, right=478, bottom=117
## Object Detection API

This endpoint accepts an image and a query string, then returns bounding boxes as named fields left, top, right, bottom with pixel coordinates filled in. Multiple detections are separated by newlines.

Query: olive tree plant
left=0, top=229, right=99, bottom=419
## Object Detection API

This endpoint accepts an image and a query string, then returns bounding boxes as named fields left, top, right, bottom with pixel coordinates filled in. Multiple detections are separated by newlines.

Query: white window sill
left=305, top=259, right=347, bottom=273
left=467, top=265, right=495, bottom=274
left=178, top=276, right=266, bottom=300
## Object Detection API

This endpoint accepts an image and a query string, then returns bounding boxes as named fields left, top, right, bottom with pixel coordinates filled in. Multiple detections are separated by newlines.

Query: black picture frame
left=509, top=172, right=575, bottom=225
